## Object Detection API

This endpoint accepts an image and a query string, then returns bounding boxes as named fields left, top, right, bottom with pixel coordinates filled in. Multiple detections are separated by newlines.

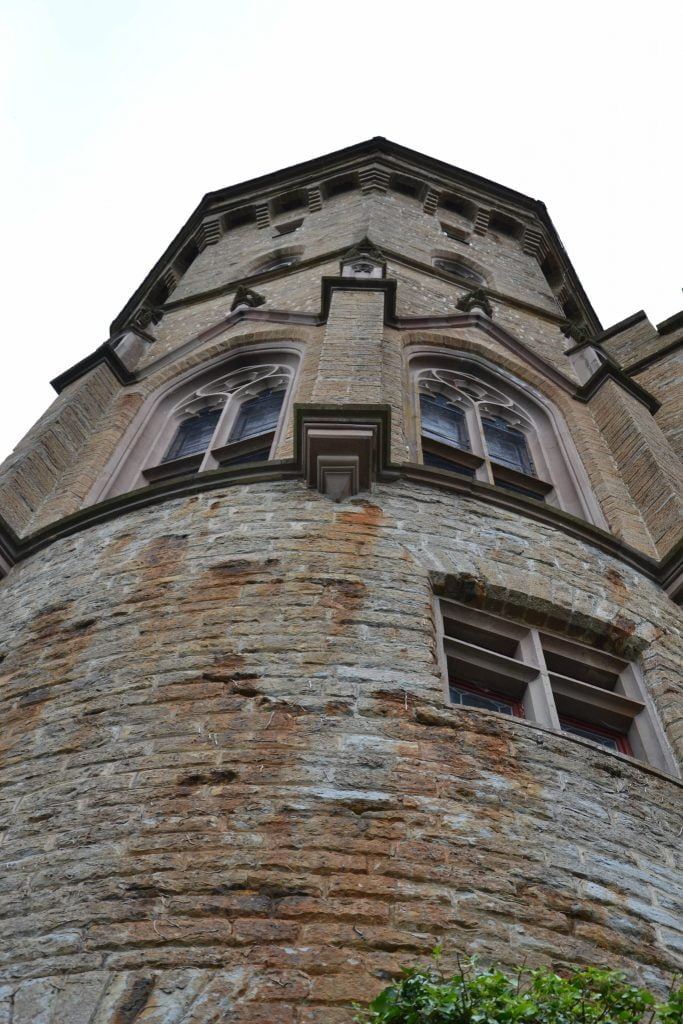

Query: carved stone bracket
left=473, top=208, right=490, bottom=235
left=230, top=286, right=267, bottom=312
left=423, top=187, right=440, bottom=215
left=456, top=288, right=493, bottom=318
left=560, top=319, right=592, bottom=344
left=295, top=404, right=392, bottom=502
left=359, top=166, right=390, bottom=193
left=340, top=237, right=386, bottom=279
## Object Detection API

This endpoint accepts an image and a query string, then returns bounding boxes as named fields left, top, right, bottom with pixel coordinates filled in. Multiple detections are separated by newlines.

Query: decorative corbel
left=560, top=319, right=592, bottom=344
left=340, top=237, right=386, bottom=279
left=230, top=286, right=267, bottom=312
left=456, top=288, right=493, bottom=318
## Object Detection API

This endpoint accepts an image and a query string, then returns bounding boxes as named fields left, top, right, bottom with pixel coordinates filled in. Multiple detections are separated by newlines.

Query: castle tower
left=1, top=139, right=682, bottom=1023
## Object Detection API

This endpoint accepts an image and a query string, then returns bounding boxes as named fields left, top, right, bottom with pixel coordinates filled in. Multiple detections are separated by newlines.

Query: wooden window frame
left=436, top=597, right=678, bottom=774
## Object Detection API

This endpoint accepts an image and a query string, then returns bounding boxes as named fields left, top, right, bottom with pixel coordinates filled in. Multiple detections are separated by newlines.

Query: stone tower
left=1, top=138, right=681, bottom=1023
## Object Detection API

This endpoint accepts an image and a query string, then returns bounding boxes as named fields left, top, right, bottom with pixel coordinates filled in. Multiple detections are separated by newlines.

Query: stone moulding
left=1, top=440, right=681, bottom=593
left=575, top=362, right=661, bottom=414
left=295, top=403, right=393, bottom=501
left=107, top=137, right=601, bottom=339
left=50, top=342, right=135, bottom=394
left=50, top=283, right=659, bottom=416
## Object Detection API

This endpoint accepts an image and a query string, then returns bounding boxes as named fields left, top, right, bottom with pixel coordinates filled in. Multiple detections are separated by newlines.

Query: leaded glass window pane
left=482, top=416, right=534, bottom=475
left=559, top=718, right=631, bottom=753
left=230, top=389, right=285, bottom=442
left=449, top=681, right=519, bottom=716
left=420, top=393, right=469, bottom=449
left=163, top=407, right=221, bottom=462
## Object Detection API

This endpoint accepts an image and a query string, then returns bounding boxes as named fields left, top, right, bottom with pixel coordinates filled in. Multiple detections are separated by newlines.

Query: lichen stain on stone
left=315, top=577, right=367, bottom=635
left=138, top=533, right=189, bottom=571
left=336, top=501, right=385, bottom=531
left=0, top=691, right=48, bottom=757
left=111, top=976, right=155, bottom=1024
left=14, top=600, right=97, bottom=679
left=604, top=566, right=629, bottom=600
left=106, top=530, right=136, bottom=557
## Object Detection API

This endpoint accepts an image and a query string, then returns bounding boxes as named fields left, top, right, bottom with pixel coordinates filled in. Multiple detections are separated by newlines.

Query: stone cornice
left=0, top=512, right=19, bottom=573
left=50, top=343, right=136, bottom=394
left=125, top=242, right=572, bottom=328
left=108, top=137, right=602, bottom=338
left=51, top=280, right=660, bottom=415
left=625, top=335, right=683, bottom=377
left=2, top=453, right=681, bottom=595
left=565, top=308, right=683, bottom=379
left=656, top=309, right=683, bottom=336
left=575, top=363, right=661, bottom=414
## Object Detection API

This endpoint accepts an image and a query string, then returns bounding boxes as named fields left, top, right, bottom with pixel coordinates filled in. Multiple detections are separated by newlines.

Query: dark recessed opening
left=439, top=194, right=475, bottom=220
left=324, top=176, right=357, bottom=197
left=562, top=297, right=581, bottom=321
left=540, top=253, right=562, bottom=288
left=391, top=176, right=420, bottom=198
left=225, top=207, right=256, bottom=229
left=274, top=191, right=307, bottom=215
left=148, top=281, right=170, bottom=307
left=176, top=240, right=199, bottom=275
left=489, top=211, right=522, bottom=239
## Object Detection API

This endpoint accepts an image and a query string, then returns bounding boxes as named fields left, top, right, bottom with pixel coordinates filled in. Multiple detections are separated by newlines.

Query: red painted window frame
left=558, top=714, right=633, bottom=755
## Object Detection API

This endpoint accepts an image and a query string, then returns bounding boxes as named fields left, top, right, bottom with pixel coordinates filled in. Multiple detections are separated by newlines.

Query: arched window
left=163, top=407, right=222, bottom=462
left=420, top=393, right=470, bottom=450
left=229, top=388, right=285, bottom=442
left=433, top=258, right=485, bottom=287
left=94, top=350, right=299, bottom=501
left=411, top=353, right=602, bottom=522
left=481, top=415, right=534, bottom=476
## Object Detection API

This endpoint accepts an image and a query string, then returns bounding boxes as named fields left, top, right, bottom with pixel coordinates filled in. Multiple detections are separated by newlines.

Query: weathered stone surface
left=0, top=482, right=681, bottom=1020
left=1, top=143, right=681, bottom=1022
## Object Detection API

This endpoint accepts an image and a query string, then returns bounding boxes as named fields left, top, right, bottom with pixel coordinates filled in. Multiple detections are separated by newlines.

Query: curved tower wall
left=1, top=139, right=681, bottom=1023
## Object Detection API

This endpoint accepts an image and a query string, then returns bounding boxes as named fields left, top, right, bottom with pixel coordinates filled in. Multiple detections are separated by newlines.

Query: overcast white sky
left=1, top=0, right=681, bottom=461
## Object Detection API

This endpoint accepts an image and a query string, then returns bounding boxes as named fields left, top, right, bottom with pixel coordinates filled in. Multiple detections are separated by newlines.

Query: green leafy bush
left=354, top=953, right=682, bottom=1024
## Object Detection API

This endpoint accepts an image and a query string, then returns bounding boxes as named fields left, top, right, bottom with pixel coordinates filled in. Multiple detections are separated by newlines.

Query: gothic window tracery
left=154, top=362, right=293, bottom=478
left=95, top=352, right=298, bottom=501
left=411, top=353, right=601, bottom=522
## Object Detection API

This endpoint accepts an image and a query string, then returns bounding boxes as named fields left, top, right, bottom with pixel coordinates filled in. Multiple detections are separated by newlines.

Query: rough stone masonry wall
left=1, top=482, right=681, bottom=1023
left=636, top=348, right=683, bottom=464
left=0, top=364, right=122, bottom=537
left=589, top=379, right=683, bottom=556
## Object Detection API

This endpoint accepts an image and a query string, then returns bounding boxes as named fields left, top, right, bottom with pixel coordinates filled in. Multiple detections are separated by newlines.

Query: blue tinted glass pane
left=560, top=721, right=620, bottom=751
left=230, top=389, right=284, bottom=441
left=221, top=448, right=270, bottom=467
left=423, top=452, right=476, bottom=477
left=449, top=683, right=515, bottom=716
left=494, top=478, right=545, bottom=501
left=482, top=416, right=534, bottom=475
left=420, top=393, right=469, bottom=448
left=163, top=408, right=221, bottom=462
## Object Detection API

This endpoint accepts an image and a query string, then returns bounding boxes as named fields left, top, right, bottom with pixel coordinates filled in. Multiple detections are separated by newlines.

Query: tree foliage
left=354, top=953, right=682, bottom=1024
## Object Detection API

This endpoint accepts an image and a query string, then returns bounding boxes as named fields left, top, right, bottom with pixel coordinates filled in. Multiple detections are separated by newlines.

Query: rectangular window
left=438, top=599, right=676, bottom=772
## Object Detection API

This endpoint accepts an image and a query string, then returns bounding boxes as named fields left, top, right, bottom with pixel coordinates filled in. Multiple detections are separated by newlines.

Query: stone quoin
left=0, top=138, right=682, bottom=1023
